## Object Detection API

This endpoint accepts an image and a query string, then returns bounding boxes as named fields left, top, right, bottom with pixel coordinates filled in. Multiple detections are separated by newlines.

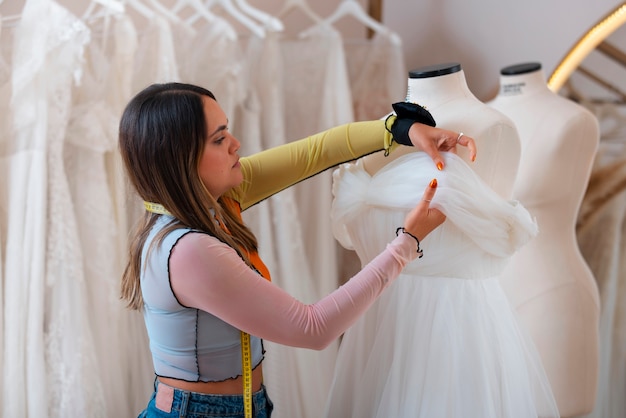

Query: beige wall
left=380, top=0, right=625, bottom=100
left=1, top=0, right=623, bottom=100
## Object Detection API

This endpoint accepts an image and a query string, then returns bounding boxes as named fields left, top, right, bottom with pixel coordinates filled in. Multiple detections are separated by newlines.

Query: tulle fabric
left=325, top=152, right=559, bottom=418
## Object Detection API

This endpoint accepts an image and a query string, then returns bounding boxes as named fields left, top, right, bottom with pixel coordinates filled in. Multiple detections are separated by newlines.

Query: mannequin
left=488, top=62, right=600, bottom=417
left=363, top=62, right=521, bottom=199
left=323, top=63, right=562, bottom=417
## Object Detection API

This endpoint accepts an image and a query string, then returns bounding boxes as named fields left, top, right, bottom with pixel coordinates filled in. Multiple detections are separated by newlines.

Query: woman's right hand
left=403, top=178, right=446, bottom=242
left=408, top=123, right=477, bottom=171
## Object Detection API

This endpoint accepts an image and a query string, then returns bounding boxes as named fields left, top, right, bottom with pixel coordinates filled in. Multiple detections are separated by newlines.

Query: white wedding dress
left=325, top=152, right=560, bottom=418
left=2, top=1, right=112, bottom=416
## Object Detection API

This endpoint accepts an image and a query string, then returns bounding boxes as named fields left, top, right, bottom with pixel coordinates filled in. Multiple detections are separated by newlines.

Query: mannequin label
left=501, top=82, right=526, bottom=96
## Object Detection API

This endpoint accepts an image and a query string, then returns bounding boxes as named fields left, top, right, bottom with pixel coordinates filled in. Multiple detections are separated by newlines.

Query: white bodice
left=331, top=152, right=538, bottom=279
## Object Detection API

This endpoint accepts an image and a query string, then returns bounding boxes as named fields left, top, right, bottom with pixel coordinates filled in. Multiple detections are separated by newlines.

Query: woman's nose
left=231, top=136, right=241, bottom=152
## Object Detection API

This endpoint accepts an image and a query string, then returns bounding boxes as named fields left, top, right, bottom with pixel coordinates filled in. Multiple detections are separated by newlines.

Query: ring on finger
left=456, top=132, right=464, bottom=143
left=423, top=199, right=432, bottom=202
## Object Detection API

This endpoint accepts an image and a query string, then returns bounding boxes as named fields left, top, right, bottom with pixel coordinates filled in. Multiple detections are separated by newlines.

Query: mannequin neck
left=406, top=70, right=475, bottom=108
left=497, top=69, right=550, bottom=98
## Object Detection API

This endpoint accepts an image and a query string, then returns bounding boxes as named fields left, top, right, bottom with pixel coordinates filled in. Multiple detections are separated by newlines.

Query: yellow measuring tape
left=143, top=201, right=172, bottom=215
left=144, top=201, right=254, bottom=417
left=240, top=331, right=253, bottom=418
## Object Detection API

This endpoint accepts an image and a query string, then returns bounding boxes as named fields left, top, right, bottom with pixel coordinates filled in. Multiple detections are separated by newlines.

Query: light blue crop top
left=141, top=216, right=264, bottom=382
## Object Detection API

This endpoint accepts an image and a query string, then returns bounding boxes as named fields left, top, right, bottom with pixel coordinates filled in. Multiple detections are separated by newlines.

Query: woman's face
left=198, top=96, right=243, bottom=198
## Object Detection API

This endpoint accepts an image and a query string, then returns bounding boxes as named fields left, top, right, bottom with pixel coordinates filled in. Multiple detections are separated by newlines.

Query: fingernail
left=437, top=162, right=443, bottom=171
left=429, top=178, right=437, bottom=188
left=471, top=154, right=476, bottom=162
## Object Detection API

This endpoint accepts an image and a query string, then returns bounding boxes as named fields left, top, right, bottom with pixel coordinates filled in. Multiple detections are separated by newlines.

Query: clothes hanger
left=172, top=0, right=217, bottom=24
left=123, top=0, right=157, bottom=21
left=277, top=0, right=321, bottom=24
left=173, top=0, right=239, bottom=41
left=144, top=0, right=188, bottom=26
left=0, top=0, right=22, bottom=27
left=81, top=0, right=125, bottom=51
left=83, top=0, right=125, bottom=20
left=300, top=0, right=400, bottom=45
left=0, top=13, right=21, bottom=27
left=232, top=0, right=283, bottom=32
left=204, top=0, right=265, bottom=38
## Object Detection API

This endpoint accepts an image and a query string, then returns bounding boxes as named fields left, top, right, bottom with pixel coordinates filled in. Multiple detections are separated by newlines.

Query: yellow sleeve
left=226, top=118, right=399, bottom=210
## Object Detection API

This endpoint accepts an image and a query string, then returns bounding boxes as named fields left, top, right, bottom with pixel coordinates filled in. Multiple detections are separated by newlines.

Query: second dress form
left=488, top=62, right=600, bottom=417
left=362, top=62, right=521, bottom=199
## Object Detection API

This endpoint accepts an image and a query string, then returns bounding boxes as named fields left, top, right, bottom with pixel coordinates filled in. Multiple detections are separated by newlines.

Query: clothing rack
left=367, top=0, right=382, bottom=38
left=577, top=65, right=626, bottom=102
left=0, top=1, right=406, bottom=417
left=597, top=39, right=626, bottom=67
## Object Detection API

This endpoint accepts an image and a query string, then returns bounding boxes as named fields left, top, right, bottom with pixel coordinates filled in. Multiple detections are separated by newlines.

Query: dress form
left=363, top=62, right=521, bottom=199
left=326, top=151, right=559, bottom=418
left=488, top=62, right=600, bottom=417
left=332, top=63, right=563, bottom=417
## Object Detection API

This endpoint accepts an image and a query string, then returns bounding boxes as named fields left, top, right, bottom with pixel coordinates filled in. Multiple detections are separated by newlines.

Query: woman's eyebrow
left=209, top=124, right=227, bottom=138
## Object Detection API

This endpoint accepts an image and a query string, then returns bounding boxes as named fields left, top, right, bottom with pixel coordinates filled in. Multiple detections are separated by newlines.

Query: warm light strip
left=548, top=2, right=626, bottom=92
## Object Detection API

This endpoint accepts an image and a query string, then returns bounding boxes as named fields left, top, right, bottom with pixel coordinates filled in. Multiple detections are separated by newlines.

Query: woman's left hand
left=408, top=123, right=477, bottom=170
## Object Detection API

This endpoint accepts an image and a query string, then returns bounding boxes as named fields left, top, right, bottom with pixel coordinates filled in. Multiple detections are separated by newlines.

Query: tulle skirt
left=324, top=274, right=560, bottom=418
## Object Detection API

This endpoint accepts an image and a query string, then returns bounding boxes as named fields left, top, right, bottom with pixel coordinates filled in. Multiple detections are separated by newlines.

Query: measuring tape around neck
left=240, top=331, right=253, bottom=418
left=143, top=201, right=172, bottom=216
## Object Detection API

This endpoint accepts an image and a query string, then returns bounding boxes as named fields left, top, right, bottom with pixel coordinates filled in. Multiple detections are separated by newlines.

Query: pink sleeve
left=169, top=232, right=418, bottom=350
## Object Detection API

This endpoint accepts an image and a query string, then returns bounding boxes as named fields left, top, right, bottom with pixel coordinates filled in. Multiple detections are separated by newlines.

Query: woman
left=119, top=82, right=476, bottom=418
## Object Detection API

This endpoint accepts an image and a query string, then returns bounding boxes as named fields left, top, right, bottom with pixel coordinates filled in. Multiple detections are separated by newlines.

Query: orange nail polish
left=471, top=155, right=476, bottom=162
left=429, top=179, right=437, bottom=188
left=437, top=162, right=443, bottom=171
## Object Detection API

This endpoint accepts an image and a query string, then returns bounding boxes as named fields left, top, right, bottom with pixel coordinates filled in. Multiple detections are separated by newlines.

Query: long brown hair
left=118, top=83, right=258, bottom=310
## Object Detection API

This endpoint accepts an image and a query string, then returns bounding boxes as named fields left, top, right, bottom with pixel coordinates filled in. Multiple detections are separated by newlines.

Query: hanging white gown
left=343, top=30, right=406, bottom=122
left=103, top=15, right=159, bottom=412
left=66, top=16, right=153, bottom=415
left=280, top=23, right=354, bottom=298
left=325, top=152, right=560, bottom=418
left=177, top=17, right=245, bottom=127
left=3, top=0, right=103, bottom=416
left=245, top=24, right=352, bottom=418
left=132, top=13, right=180, bottom=90
left=240, top=31, right=336, bottom=418
left=125, top=11, right=187, bottom=412
left=126, top=11, right=182, bottom=230
left=0, top=17, right=13, bottom=414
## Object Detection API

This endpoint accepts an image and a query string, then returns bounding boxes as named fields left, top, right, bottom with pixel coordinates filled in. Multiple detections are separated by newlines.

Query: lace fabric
left=3, top=1, right=104, bottom=417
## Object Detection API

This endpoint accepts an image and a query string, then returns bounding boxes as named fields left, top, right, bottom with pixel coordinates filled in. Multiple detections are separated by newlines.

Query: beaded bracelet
left=396, top=227, right=424, bottom=258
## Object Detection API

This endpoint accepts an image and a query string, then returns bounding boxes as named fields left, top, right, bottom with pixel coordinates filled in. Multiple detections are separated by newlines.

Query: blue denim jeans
left=137, top=380, right=273, bottom=418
